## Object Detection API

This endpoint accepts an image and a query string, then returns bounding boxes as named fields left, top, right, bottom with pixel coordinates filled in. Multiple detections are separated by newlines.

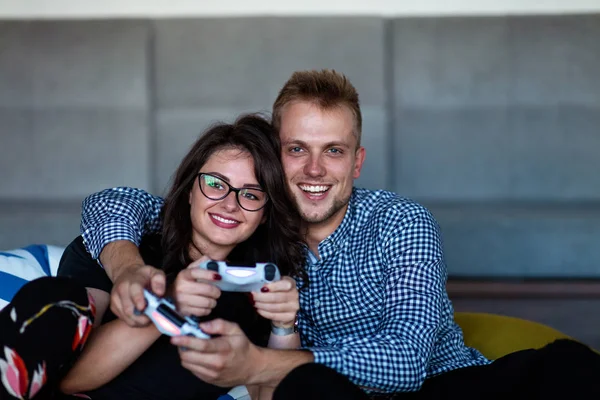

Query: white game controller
left=198, top=260, right=281, bottom=292
left=136, top=289, right=210, bottom=339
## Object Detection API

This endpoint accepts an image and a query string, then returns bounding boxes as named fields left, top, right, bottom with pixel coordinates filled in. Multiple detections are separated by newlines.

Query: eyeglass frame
left=196, top=173, right=269, bottom=212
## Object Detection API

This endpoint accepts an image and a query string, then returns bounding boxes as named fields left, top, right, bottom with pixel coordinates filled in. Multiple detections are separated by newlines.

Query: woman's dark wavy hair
left=159, top=113, right=307, bottom=286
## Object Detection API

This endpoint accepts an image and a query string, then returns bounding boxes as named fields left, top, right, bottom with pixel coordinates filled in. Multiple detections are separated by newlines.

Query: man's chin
left=299, top=207, right=332, bottom=224
left=302, top=215, right=330, bottom=224
left=297, top=196, right=351, bottom=226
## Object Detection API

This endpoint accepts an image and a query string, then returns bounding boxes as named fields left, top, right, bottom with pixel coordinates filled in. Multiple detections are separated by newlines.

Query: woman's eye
left=208, top=181, right=224, bottom=189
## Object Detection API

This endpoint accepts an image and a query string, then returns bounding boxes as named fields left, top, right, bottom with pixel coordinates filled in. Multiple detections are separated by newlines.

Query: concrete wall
left=1, top=15, right=599, bottom=279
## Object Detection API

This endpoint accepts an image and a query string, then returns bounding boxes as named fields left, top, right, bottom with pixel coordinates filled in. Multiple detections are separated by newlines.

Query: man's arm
left=80, top=187, right=164, bottom=262
left=305, top=210, right=447, bottom=393
left=249, top=347, right=314, bottom=387
left=102, top=241, right=168, bottom=326
left=99, top=240, right=146, bottom=282
left=80, top=187, right=165, bottom=325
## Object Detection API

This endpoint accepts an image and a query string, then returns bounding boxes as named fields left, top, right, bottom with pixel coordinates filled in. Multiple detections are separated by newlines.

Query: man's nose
left=303, top=155, right=326, bottom=177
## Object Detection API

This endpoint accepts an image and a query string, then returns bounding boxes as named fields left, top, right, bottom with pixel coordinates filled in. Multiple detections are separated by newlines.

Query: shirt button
left=314, top=299, right=321, bottom=307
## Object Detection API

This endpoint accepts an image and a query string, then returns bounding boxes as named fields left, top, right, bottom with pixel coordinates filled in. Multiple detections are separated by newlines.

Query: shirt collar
left=316, top=188, right=357, bottom=257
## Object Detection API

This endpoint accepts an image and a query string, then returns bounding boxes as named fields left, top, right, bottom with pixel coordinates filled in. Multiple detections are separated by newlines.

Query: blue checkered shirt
left=80, top=187, right=491, bottom=394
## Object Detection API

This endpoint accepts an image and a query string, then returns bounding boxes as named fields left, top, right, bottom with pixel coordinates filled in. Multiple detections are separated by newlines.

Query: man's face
left=279, top=101, right=365, bottom=230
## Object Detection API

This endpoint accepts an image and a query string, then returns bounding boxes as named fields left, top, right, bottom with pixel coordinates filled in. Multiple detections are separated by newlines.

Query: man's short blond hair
left=272, top=69, right=362, bottom=146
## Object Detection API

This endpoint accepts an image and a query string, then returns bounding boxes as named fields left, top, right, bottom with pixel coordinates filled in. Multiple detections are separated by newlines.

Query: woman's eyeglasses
left=197, top=173, right=268, bottom=212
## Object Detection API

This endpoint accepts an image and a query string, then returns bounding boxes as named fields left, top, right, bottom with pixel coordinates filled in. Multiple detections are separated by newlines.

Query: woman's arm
left=251, top=276, right=301, bottom=399
left=252, top=276, right=299, bottom=351
left=59, top=290, right=162, bottom=394
left=267, top=329, right=300, bottom=349
left=60, top=319, right=161, bottom=394
left=56, top=235, right=167, bottom=393
left=61, top=258, right=225, bottom=395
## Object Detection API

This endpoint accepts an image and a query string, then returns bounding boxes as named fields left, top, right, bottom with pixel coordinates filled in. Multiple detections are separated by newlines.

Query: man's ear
left=353, top=146, right=366, bottom=179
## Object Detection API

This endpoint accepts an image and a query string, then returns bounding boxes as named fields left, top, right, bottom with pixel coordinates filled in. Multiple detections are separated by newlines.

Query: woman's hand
left=173, top=257, right=223, bottom=317
left=251, top=276, right=298, bottom=328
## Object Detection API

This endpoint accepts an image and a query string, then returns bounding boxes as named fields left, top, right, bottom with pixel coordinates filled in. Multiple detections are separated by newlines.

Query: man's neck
left=303, top=205, right=349, bottom=258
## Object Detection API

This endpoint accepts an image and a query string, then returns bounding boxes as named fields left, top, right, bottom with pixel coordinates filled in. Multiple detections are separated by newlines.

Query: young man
left=78, top=70, right=599, bottom=399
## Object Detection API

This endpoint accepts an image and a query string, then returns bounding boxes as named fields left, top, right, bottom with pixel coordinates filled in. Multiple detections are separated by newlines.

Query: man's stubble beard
left=293, top=191, right=352, bottom=225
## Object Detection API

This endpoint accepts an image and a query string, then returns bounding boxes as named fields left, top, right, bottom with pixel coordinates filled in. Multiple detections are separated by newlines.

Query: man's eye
left=290, top=147, right=303, bottom=153
left=328, top=148, right=342, bottom=154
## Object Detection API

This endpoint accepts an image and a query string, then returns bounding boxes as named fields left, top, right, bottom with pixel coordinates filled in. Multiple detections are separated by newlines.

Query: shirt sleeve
left=306, top=210, right=447, bottom=393
left=79, top=187, right=165, bottom=262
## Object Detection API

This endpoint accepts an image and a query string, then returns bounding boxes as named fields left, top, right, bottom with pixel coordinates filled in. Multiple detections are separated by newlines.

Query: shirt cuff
left=305, top=347, right=385, bottom=394
left=304, top=346, right=346, bottom=374
left=81, top=220, right=141, bottom=266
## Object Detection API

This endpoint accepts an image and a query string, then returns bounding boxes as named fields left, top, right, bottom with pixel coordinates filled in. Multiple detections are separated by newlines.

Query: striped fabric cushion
left=0, top=244, right=65, bottom=310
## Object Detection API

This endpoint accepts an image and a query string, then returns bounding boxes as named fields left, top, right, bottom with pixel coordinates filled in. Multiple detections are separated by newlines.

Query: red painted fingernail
left=214, top=274, right=222, bottom=281
left=260, top=287, right=269, bottom=293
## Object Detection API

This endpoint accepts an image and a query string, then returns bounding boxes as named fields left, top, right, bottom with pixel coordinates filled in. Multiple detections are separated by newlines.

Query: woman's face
left=189, top=148, right=266, bottom=258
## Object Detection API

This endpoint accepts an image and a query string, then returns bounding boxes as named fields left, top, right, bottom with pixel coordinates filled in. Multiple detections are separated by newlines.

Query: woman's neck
left=188, top=239, right=232, bottom=262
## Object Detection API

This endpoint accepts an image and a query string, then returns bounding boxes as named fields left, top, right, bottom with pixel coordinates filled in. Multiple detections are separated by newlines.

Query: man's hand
left=252, top=276, right=298, bottom=328
left=171, top=319, right=260, bottom=387
left=173, top=257, right=222, bottom=317
left=110, top=264, right=166, bottom=326
left=100, top=241, right=166, bottom=327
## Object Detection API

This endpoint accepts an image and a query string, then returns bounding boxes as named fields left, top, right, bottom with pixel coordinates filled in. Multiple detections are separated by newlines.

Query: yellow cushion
left=454, top=312, right=572, bottom=360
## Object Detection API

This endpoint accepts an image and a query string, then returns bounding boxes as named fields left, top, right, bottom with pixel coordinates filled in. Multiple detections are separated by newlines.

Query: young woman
left=0, top=114, right=306, bottom=400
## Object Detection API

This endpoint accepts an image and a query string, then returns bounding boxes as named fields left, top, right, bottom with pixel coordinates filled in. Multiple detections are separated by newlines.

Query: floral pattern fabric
left=0, top=277, right=95, bottom=399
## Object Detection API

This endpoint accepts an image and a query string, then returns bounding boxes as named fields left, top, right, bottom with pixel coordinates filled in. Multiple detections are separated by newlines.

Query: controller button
left=264, top=264, right=276, bottom=281
left=206, top=261, right=219, bottom=271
